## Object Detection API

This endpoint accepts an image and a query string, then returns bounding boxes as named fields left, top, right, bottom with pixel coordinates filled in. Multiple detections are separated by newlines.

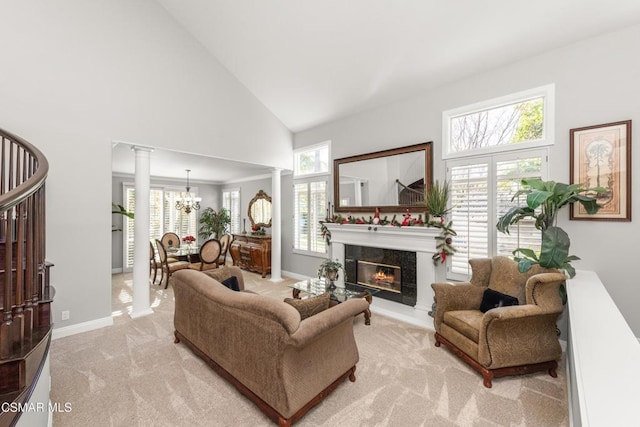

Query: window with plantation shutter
left=449, top=162, right=489, bottom=277
left=293, top=142, right=330, bottom=255
left=123, top=185, right=198, bottom=270
left=223, top=189, right=241, bottom=234
left=447, top=149, right=547, bottom=280
left=293, top=180, right=327, bottom=254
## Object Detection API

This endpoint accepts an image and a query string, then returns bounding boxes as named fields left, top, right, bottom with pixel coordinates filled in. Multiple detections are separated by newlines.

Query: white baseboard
left=52, top=316, right=113, bottom=340
left=111, top=268, right=123, bottom=274
left=281, top=270, right=309, bottom=281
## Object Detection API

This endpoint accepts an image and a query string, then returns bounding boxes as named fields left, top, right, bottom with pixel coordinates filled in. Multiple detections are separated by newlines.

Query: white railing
left=566, top=271, right=640, bottom=426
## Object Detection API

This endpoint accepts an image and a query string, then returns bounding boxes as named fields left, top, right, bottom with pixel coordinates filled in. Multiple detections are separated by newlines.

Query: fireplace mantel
left=324, top=223, right=443, bottom=329
left=323, top=223, right=440, bottom=251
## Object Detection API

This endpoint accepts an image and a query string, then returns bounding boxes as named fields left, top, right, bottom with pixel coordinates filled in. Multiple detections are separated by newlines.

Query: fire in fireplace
left=357, top=260, right=401, bottom=293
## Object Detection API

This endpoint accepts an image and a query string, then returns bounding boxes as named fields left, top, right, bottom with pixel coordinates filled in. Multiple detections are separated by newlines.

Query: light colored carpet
left=50, top=270, right=568, bottom=426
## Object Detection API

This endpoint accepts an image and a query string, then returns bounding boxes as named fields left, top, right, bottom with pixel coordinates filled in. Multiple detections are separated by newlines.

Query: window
left=448, top=149, right=547, bottom=279
left=294, top=142, right=329, bottom=177
left=443, top=84, right=554, bottom=159
left=293, top=142, right=330, bottom=255
left=123, top=185, right=198, bottom=269
left=222, top=189, right=241, bottom=234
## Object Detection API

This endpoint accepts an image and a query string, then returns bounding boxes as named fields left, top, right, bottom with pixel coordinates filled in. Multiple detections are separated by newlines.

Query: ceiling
left=114, top=1, right=640, bottom=182
left=111, top=143, right=274, bottom=183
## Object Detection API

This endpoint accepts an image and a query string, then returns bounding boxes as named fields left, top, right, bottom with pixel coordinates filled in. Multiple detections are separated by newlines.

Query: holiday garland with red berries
left=320, top=210, right=456, bottom=265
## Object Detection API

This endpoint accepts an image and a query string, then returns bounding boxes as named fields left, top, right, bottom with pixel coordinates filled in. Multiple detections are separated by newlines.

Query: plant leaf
left=517, top=258, right=535, bottom=273
left=538, top=226, right=570, bottom=268
left=526, top=190, right=553, bottom=209
left=496, top=206, right=536, bottom=234
left=513, top=247, right=539, bottom=261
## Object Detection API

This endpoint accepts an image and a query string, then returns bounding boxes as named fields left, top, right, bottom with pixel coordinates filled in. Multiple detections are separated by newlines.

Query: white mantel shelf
left=324, top=222, right=444, bottom=329
left=323, top=223, right=440, bottom=252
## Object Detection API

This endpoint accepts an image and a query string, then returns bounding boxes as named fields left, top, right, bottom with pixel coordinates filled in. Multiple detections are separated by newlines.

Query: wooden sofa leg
left=349, top=366, right=357, bottom=382
left=174, top=331, right=180, bottom=344
left=549, top=361, right=558, bottom=378
left=482, top=373, right=493, bottom=388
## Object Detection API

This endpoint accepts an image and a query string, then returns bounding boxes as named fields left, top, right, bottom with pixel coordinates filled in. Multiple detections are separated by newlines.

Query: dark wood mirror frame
left=248, top=189, right=272, bottom=228
left=333, top=142, right=433, bottom=213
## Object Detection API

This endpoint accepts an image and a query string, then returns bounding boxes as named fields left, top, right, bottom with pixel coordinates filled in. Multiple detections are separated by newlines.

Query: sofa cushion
left=221, top=276, right=240, bottom=291
left=443, top=310, right=483, bottom=343
left=480, top=288, right=519, bottom=313
left=284, top=293, right=330, bottom=320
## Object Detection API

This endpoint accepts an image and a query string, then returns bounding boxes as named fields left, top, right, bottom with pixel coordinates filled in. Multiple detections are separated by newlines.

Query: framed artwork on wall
left=570, top=120, right=632, bottom=221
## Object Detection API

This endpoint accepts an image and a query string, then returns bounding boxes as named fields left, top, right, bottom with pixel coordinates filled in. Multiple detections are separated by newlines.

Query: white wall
left=289, top=23, right=640, bottom=336
left=0, top=0, right=291, bottom=329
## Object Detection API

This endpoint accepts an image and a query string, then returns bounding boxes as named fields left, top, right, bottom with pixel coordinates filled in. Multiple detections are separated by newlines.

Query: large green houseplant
left=198, top=207, right=231, bottom=240
left=496, top=179, right=603, bottom=278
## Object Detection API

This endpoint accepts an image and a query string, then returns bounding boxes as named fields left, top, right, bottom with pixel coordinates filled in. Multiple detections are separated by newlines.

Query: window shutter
left=495, top=157, right=542, bottom=257
left=294, top=183, right=309, bottom=250
left=449, top=163, right=489, bottom=276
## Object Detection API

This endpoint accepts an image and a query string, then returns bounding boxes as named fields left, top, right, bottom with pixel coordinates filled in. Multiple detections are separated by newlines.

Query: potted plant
left=425, top=179, right=450, bottom=219
left=496, top=178, right=603, bottom=278
left=317, top=259, right=345, bottom=289
left=198, top=207, right=231, bottom=240
left=112, top=202, right=134, bottom=232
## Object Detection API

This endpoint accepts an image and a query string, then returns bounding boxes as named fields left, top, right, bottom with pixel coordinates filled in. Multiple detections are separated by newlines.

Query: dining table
left=167, top=245, right=200, bottom=263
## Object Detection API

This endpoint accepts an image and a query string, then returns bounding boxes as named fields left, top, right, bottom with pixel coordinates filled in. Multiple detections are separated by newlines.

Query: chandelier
left=175, top=169, right=201, bottom=214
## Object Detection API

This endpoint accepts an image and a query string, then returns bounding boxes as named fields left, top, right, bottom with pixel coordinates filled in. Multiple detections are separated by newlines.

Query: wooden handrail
left=0, top=128, right=48, bottom=211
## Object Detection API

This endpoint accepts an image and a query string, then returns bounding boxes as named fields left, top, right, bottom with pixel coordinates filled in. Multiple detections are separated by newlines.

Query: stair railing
left=0, top=127, right=50, bottom=422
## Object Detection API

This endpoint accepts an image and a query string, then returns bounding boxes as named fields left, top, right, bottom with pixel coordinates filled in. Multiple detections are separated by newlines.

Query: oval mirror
left=248, top=190, right=272, bottom=228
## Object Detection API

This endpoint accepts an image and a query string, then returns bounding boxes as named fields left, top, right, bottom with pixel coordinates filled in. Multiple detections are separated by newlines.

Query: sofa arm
left=477, top=304, right=562, bottom=368
left=525, top=272, right=566, bottom=313
left=288, top=298, right=369, bottom=347
left=431, top=282, right=484, bottom=332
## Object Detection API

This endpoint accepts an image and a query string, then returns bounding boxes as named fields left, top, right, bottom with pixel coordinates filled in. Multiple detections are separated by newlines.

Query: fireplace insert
left=345, top=245, right=416, bottom=306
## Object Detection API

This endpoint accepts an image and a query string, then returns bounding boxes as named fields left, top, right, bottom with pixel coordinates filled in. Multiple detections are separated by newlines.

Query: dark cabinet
left=229, top=234, right=271, bottom=278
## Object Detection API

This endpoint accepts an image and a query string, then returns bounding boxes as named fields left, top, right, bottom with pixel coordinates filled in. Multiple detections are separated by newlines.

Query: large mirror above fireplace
left=334, top=142, right=433, bottom=213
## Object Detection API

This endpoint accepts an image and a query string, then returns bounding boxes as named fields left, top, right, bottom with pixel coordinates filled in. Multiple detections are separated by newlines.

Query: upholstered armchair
left=431, top=256, right=566, bottom=387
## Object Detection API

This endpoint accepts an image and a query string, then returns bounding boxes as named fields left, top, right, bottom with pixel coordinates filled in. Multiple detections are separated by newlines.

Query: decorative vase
left=326, top=270, right=338, bottom=290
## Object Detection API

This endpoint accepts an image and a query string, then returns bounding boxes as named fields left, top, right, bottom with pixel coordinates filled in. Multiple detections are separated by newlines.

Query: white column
left=270, top=168, right=282, bottom=281
left=130, top=146, right=154, bottom=319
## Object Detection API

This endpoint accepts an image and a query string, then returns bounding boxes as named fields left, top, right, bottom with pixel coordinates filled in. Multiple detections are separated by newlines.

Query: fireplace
left=322, top=222, right=442, bottom=329
left=345, top=245, right=416, bottom=306
left=357, top=260, right=401, bottom=293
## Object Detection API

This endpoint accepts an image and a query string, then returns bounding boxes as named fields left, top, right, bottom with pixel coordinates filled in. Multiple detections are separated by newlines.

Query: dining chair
left=161, top=232, right=181, bottom=249
left=155, top=239, right=190, bottom=289
left=188, top=238, right=221, bottom=272
left=216, top=234, right=233, bottom=267
left=149, top=241, right=160, bottom=284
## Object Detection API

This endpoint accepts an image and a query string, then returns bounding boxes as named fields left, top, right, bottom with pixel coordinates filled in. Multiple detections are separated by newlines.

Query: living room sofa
left=172, top=268, right=369, bottom=426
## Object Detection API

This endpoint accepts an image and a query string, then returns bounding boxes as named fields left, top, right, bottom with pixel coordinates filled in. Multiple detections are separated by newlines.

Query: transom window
left=443, top=84, right=554, bottom=159
left=293, top=142, right=330, bottom=255
left=294, top=142, right=329, bottom=177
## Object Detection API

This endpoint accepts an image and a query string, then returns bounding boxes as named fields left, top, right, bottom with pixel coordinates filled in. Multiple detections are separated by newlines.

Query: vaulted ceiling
left=114, top=1, right=640, bottom=182
left=157, top=0, right=640, bottom=132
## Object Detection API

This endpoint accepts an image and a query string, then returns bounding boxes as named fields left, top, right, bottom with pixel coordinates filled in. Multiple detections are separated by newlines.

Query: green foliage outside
left=511, top=99, right=543, bottom=143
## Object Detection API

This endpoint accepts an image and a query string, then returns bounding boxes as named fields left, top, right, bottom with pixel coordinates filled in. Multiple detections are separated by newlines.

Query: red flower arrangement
left=182, top=235, right=196, bottom=243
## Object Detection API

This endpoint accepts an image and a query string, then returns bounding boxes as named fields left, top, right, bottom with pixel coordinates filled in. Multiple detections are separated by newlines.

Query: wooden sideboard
left=229, top=234, right=271, bottom=278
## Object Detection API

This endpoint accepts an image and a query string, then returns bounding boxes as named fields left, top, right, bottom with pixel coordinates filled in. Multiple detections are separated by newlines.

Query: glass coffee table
left=288, top=278, right=379, bottom=325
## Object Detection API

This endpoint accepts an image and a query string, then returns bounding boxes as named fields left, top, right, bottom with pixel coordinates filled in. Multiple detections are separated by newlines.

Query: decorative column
left=270, top=168, right=282, bottom=281
left=130, top=146, right=154, bottom=319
